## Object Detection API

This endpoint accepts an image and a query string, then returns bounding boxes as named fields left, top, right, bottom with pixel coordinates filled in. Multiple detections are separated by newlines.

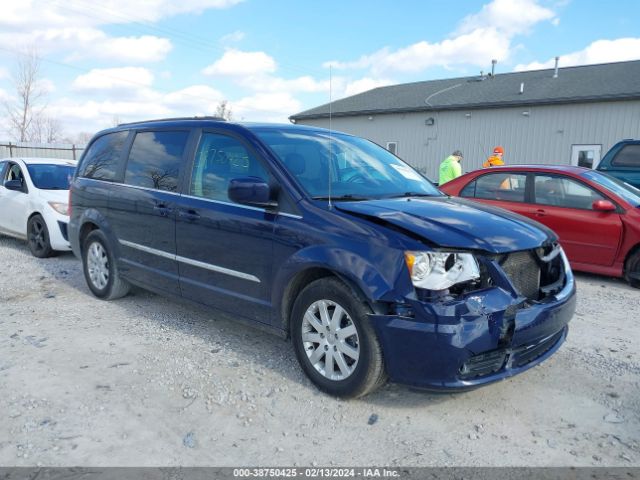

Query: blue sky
left=1, top=0, right=639, bottom=141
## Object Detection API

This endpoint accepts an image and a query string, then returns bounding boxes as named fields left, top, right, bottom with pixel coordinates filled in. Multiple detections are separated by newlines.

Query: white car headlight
left=404, top=251, right=480, bottom=291
left=48, top=201, right=69, bottom=216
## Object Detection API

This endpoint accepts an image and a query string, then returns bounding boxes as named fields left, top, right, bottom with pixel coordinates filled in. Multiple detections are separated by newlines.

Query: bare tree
left=30, top=115, right=64, bottom=143
left=214, top=100, right=233, bottom=121
left=68, top=132, right=94, bottom=144
left=3, top=48, right=45, bottom=142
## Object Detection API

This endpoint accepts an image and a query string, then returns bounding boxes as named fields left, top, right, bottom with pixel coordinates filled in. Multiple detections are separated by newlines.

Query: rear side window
left=124, top=131, right=190, bottom=192
left=612, top=144, right=640, bottom=167
left=190, top=132, right=269, bottom=202
left=78, top=131, right=128, bottom=181
left=473, top=173, right=527, bottom=202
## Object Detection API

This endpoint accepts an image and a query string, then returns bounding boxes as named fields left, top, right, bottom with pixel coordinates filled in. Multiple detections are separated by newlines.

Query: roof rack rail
left=117, top=116, right=227, bottom=127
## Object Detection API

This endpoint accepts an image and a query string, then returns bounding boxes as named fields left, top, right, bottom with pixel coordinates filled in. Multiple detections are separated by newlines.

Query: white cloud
left=0, top=0, right=243, bottom=29
left=93, top=35, right=173, bottom=63
left=50, top=98, right=168, bottom=123
left=203, top=49, right=277, bottom=76
left=40, top=78, right=56, bottom=94
left=332, top=28, right=513, bottom=75
left=72, top=67, right=155, bottom=91
left=0, top=27, right=173, bottom=63
left=163, top=85, right=225, bottom=112
left=325, top=0, right=556, bottom=76
left=342, top=77, right=394, bottom=97
left=220, top=30, right=246, bottom=44
left=233, top=92, right=301, bottom=121
left=514, top=38, right=640, bottom=71
left=455, top=0, right=555, bottom=37
left=0, top=0, right=242, bottom=63
left=235, top=74, right=329, bottom=93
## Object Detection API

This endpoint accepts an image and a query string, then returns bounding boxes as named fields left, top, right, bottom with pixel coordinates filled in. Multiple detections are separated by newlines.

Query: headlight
left=404, top=251, right=480, bottom=291
left=48, top=201, right=69, bottom=216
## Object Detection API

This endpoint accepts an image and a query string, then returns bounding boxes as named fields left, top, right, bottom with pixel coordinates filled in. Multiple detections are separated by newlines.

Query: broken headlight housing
left=404, top=251, right=480, bottom=291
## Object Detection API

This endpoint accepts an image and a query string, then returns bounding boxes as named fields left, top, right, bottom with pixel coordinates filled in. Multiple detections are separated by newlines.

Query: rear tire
left=27, top=214, right=54, bottom=258
left=624, top=250, right=640, bottom=288
left=291, top=277, right=386, bottom=398
left=82, top=230, right=130, bottom=300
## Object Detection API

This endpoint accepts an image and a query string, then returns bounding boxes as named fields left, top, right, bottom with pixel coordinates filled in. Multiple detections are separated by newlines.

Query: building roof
left=291, top=60, right=640, bottom=121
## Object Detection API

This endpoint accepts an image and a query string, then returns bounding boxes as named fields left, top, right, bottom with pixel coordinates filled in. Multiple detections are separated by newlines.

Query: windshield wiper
left=384, top=192, right=437, bottom=199
left=312, top=194, right=371, bottom=201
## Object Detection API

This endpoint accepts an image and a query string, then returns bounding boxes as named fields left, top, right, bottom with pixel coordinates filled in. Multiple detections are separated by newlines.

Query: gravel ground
left=0, top=234, right=638, bottom=467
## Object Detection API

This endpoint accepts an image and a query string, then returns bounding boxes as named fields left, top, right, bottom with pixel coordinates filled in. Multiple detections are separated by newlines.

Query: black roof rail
left=117, top=116, right=227, bottom=127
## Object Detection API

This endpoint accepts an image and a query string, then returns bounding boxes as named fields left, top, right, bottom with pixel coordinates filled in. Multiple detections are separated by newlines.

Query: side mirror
left=228, top=177, right=276, bottom=208
left=3, top=179, right=23, bottom=191
left=592, top=199, right=616, bottom=212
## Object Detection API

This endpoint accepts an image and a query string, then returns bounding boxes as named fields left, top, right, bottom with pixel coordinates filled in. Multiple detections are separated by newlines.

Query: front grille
left=499, top=251, right=541, bottom=300
left=459, top=350, right=507, bottom=380
left=459, top=327, right=566, bottom=380
left=512, top=329, right=564, bottom=368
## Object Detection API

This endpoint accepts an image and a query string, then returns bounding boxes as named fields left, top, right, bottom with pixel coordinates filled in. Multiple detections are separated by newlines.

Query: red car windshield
left=582, top=170, right=640, bottom=207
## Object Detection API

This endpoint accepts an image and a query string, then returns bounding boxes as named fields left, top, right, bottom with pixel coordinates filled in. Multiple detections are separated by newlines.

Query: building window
left=386, top=142, right=398, bottom=155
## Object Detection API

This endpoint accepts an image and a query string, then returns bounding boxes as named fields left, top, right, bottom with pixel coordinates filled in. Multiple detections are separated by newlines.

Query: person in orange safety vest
left=483, top=146, right=505, bottom=168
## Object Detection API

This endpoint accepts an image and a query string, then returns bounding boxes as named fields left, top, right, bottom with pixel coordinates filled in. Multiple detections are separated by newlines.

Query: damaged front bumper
left=369, top=251, right=576, bottom=390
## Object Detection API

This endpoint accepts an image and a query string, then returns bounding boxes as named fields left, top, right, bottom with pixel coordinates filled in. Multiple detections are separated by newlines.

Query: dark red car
left=440, top=166, right=640, bottom=287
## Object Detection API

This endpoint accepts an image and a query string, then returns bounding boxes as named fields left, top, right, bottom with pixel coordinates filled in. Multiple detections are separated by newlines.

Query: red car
left=440, top=165, right=640, bottom=287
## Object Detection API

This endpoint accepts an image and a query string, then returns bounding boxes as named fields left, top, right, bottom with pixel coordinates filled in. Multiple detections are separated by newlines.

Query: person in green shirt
left=438, top=150, right=463, bottom=185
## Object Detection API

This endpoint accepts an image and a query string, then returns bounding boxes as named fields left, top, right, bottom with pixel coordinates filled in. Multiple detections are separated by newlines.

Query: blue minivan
left=68, top=118, right=576, bottom=398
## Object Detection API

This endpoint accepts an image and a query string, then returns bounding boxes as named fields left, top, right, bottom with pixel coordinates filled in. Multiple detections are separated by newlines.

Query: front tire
left=82, top=230, right=130, bottom=300
left=291, top=277, right=386, bottom=398
left=27, top=214, right=54, bottom=258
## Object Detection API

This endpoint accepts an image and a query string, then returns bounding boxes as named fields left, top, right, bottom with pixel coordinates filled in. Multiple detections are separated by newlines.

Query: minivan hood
left=335, top=196, right=555, bottom=254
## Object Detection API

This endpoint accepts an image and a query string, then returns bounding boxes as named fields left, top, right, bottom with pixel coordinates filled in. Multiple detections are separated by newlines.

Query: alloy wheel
left=87, top=241, right=109, bottom=290
left=28, top=218, right=47, bottom=254
left=301, top=299, right=360, bottom=381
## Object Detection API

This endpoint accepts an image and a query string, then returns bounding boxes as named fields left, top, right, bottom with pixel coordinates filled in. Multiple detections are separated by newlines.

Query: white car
left=0, top=157, right=77, bottom=257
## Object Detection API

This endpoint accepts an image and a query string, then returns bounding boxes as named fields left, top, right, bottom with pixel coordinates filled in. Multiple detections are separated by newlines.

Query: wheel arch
left=79, top=221, right=99, bottom=254
left=26, top=211, right=44, bottom=232
left=278, top=260, right=398, bottom=337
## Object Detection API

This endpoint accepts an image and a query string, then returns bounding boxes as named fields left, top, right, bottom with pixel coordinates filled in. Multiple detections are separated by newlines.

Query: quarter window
left=78, top=131, right=128, bottom=181
left=3, top=163, right=27, bottom=193
left=124, top=131, right=189, bottom=192
left=534, top=175, right=605, bottom=210
left=473, top=173, right=527, bottom=202
left=612, top=144, right=640, bottom=167
left=190, top=133, right=269, bottom=202
left=5, top=163, right=24, bottom=183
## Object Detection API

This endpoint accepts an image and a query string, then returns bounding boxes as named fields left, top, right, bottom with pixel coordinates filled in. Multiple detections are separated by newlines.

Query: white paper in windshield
left=391, top=164, right=424, bottom=182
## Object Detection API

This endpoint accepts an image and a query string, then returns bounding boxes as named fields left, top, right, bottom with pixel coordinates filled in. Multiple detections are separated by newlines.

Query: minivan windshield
left=255, top=129, right=441, bottom=200
left=582, top=170, right=640, bottom=207
left=26, top=164, right=76, bottom=190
